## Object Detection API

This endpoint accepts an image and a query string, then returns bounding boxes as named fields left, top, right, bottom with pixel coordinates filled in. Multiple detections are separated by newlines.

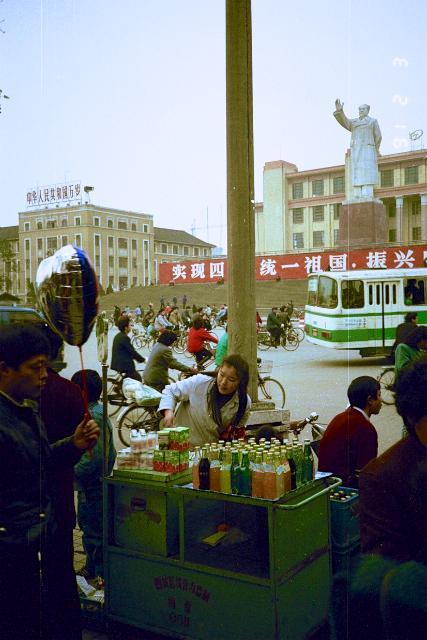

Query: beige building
left=0, top=204, right=214, bottom=297
left=256, top=149, right=427, bottom=254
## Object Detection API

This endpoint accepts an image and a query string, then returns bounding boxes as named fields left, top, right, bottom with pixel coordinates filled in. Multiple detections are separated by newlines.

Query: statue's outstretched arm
left=333, top=99, right=351, bottom=131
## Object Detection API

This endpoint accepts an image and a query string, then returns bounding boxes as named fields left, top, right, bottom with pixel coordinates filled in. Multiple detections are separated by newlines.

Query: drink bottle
left=219, top=449, right=232, bottom=494
left=198, top=447, right=210, bottom=490
left=286, top=445, right=297, bottom=490
left=209, top=448, right=221, bottom=492
left=230, top=449, right=240, bottom=495
left=294, top=444, right=304, bottom=488
left=303, top=439, right=314, bottom=483
left=239, top=450, right=251, bottom=496
left=192, top=446, right=201, bottom=489
left=263, top=453, right=277, bottom=500
left=273, top=452, right=285, bottom=498
left=281, top=448, right=292, bottom=493
left=251, top=452, right=264, bottom=498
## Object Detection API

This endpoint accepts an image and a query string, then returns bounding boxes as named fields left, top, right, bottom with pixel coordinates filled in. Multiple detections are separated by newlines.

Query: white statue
left=333, top=99, right=382, bottom=200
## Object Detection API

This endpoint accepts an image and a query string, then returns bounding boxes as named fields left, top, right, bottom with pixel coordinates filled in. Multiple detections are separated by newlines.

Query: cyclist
left=215, top=327, right=228, bottom=366
left=143, top=331, right=196, bottom=392
left=111, top=316, right=145, bottom=381
left=187, top=314, right=219, bottom=367
left=266, top=307, right=282, bottom=347
left=154, top=308, right=173, bottom=333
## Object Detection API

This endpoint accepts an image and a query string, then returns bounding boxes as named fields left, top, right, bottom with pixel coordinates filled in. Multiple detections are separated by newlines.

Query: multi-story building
left=19, top=204, right=154, bottom=292
left=153, top=227, right=215, bottom=282
left=255, top=148, right=427, bottom=254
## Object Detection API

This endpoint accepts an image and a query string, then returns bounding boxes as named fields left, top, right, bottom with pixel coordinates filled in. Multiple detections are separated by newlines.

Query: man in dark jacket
left=0, top=324, right=99, bottom=640
left=317, top=376, right=382, bottom=487
left=266, top=307, right=282, bottom=347
left=111, top=316, right=145, bottom=381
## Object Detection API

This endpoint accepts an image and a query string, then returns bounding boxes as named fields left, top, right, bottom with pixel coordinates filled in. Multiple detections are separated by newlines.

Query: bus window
left=404, top=278, right=426, bottom=305
left=392, top=284, right=397, bottom=304
left=342, top=280, right=364, bottom=309
left=368, top=285, right=373, bottom=306
left=307, top=276, right=318, bottom=306
left=317, top=276, right=338, bottom=309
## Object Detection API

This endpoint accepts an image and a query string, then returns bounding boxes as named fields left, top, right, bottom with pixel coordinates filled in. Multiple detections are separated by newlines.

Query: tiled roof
left=154, top=227, right=215, bottom=248
left=0, top=226, right=19, bottom=241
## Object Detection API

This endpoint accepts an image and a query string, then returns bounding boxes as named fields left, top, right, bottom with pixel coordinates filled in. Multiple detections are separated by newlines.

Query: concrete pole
left=226, top=0, right=258, bottom=400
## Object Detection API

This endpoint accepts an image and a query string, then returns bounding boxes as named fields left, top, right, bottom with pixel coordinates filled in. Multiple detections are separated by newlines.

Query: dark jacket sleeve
left=123, top=335, right=145, bottom=363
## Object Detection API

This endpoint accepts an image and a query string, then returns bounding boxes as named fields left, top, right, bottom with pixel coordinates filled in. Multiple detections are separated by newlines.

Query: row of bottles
left=192, top=438, right=315, bottom=500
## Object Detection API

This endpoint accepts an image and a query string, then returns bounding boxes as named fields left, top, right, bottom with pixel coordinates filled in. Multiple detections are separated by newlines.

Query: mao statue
left=333, top=99, right=382, bottom=200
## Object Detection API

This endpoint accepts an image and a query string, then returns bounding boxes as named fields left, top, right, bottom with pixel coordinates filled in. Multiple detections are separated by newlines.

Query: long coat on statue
left=334, top=110, right=382, bottom=187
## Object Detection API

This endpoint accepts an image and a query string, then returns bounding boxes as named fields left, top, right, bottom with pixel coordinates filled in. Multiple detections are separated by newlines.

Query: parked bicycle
left=377, top=366, right=395, bottom=405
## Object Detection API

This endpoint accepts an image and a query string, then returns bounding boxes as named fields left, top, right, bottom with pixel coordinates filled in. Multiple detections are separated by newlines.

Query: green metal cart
left=104, top=473, right=340, bottom=640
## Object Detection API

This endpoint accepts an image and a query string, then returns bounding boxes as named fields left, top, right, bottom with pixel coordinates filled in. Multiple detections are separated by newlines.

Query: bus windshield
left=317, top=276, right=338, bottom=309
left=342, top=280, right=364, bottom=309
left=307, top=276, right=318, bottom=306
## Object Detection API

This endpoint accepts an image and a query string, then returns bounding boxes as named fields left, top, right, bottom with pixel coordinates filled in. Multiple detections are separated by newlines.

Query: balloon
left=36, top=244, right=99, bottom=347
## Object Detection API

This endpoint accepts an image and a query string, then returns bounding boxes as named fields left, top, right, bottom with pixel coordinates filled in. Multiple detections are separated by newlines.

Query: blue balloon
left=36, top=244, right=99, bottom=346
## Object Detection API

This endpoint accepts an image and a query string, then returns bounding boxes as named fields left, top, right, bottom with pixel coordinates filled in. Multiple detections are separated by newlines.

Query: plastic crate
left=330, top=487, right=360, bottom=550
left=258, top=360, right=273, bottom=374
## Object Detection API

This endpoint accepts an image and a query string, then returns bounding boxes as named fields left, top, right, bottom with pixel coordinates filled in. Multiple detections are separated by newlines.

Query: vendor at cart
left=158, top=354, right=251, bottom=447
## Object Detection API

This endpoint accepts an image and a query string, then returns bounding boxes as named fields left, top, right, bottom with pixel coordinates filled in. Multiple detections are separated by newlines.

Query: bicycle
left=377, top=366, right=395, bottom=405
left=257, top=325, right=303, bottom=351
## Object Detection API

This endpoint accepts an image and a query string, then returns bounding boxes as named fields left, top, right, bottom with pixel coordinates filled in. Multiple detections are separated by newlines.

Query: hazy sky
left=1, top=0, right=426, bottom=248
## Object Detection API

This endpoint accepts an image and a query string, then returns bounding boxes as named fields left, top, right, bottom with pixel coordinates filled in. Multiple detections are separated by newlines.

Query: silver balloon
left=36, top=244, right=99, bottom=347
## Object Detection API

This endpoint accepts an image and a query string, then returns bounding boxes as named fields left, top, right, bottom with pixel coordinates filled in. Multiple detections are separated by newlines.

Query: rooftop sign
left=26, top=181, right=82, bottom=209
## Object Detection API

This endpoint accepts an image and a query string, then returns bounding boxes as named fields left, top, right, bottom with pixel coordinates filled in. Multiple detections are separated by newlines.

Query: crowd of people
left=2, top=296, right=427, bottom=638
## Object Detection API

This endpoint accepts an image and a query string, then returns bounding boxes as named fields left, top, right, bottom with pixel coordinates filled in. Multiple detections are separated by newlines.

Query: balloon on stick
left=36, top=245, right=100, bottom=448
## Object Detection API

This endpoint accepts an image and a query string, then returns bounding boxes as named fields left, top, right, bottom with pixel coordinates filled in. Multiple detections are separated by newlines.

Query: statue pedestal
left=338, top=199, right=387, bottom=246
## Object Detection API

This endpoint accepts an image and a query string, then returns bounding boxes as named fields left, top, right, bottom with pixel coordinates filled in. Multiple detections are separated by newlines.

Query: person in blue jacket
left=72, top=369, right=116, bottom=581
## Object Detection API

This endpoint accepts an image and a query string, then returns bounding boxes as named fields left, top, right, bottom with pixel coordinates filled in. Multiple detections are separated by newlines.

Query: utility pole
left=226, top=0, right=258, bottom=400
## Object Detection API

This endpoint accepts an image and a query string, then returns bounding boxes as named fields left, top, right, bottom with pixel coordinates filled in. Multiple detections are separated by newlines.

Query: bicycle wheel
left=282, top=329, right=299, bottom=351
left=107, top=376, right=123, bottom=417
left=131, top=335, right=143, bottom=350
left=292, top=326, right=305, bottom=343
left=257, top=332, right=272, bottom=351
left=379, top=369, right=395, bottom=405
left=117, top=405, right=160, bottom=447
left=172, top=333, right=187, bottom=354
left=258, top=377, right=286, bottom=408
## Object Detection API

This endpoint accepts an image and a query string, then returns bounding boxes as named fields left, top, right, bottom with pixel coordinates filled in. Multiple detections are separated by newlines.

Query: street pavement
left=62, top=326, right=402, bottom=457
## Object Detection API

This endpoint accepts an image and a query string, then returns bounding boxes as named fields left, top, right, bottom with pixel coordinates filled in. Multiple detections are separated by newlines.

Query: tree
left=0, top=239, right=17, bottom=292
left=26, top=279, right=37, bottom=307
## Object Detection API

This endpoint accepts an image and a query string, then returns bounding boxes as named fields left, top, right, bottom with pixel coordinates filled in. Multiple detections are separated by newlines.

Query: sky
left=1, top=0, right=426, bottom=249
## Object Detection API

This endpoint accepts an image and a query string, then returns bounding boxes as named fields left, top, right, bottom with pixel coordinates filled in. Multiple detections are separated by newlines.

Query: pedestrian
left=0, top=324, right=99, bottom=640
left=394, top=325, right=427, bottom=376
left=72, top=370, right=116, bottom=582
left=215, top=327, right=229, bottom=366
left=388, top=312, right=418, bottom=363
left=317, top=376, right=382, bottom=487
left=182, top=294, right=188, bottom=307
left=160, top=295, right=165, bottom=310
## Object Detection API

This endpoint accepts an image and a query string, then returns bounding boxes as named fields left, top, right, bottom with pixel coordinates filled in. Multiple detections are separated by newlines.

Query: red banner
left=159, top=245, right=427, bottom=284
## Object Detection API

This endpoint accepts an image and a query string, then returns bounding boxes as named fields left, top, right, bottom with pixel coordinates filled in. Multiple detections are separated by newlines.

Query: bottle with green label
left=230, top=449, right=240, bottom=495
left=303, top=439, right=314, bottom=483
left=239, top=450, right=251, bottom=496
left=286, top=444, right=297, bottom=490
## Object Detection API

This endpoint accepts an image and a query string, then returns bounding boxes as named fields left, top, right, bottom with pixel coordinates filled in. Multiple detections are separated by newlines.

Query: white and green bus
left=305, top=268, right=427, bottom=356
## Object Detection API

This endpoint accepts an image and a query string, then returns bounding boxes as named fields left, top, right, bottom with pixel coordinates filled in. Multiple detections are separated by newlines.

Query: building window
left=333, top=228, right=340, bottom=245
left=412, top=227, right=421, bottom=241
left=194, top=247, right=199, bottom=257
left=46, top=220, right=56, bottom=229
left=93, top=217, right=100, bottom=227
left=172, top=245, right=179, bottom=255
left=131, top=223, right=137, bottom=231
left=25, top=259, right=30, bottom=270
left=75, top=217, right=81, bottom=226
left=381, top=169, right=394, bottom=187
left=107, top=219, right=113, bottom=228
left=405, top=166, right=419, bottom=185
left=292, top=232, right=304, bottom=249
left=312, top=180, right=324, bottom=196
left=387, top=202, right=396, bottom=217
left=47, top=237, right=58, bottom=252
left=118, top=238, right=128, bottom=250
left=95, top=256, right=100, bottom=267
left=25, top=239, right=30, bottom=252
left=292, top=182, right=303, bottom=199
left=412, top=200, right=421, bottom=216
left=37, top=221, right=43, bottom=230
left=61, top=235, right=68, bottom=246
left=333, top=176, right=345, bottom=194
left=183, top=246, right=189, bottom=256
left=203, top=249, right=208, bottom=257
left=108, top=237, right=114, bottom=249
left=292, top=208, right=304, bottom=224
left=333, top=203, right=342, bottom=220
left=37, top=238, right=43, bottom=252
left=389, top=229, right=397, bottom=242
left=312, top=205, right=324, bottom=222
left=131, top=239, right=137, bottom=251
left=61, top=217, right=68, bottom=227
left=161, top=243, right=167, bottom=253
left=118, top=220, right=128, bottom=230
left=24, top=221, right=30, bottom=231
left=94, top=235, right=100, bottom=247
left=143, top=224, right=148, bottom=233
left=109, top=256, right=114, bottom=267
left=118, top=257, right=127, bottom=268
left=75, top=234, right=82, bottom=247
left=313, top=230, right=324, bottom=247
left=132, top=258, right=137, bottom=268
